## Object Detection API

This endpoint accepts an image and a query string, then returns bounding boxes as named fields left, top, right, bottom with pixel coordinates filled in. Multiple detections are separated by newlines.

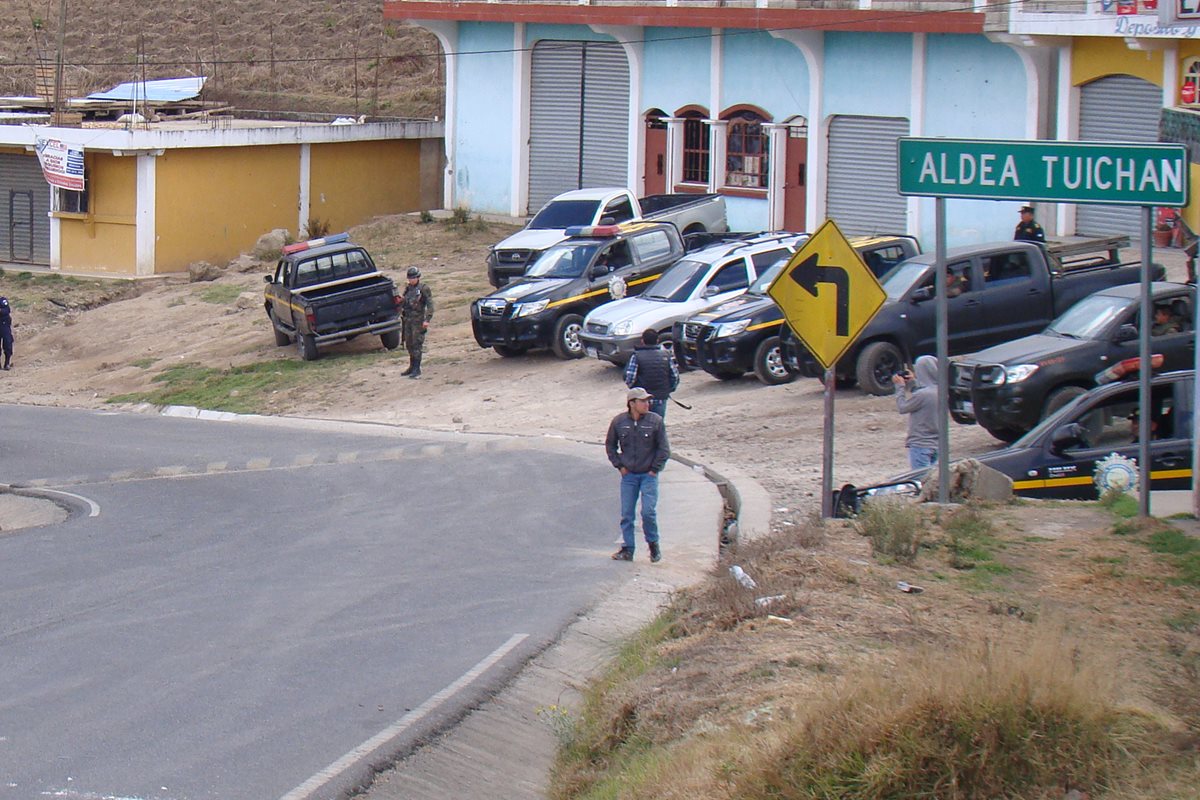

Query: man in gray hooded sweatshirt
left=892, top=354, right=940, bottom=469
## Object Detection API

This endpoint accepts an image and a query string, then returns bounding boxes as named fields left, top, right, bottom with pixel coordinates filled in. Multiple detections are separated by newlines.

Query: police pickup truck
left=949, top=282, right=1195, bottom=442
left=675, top=235, right=920, bottom=385
left=835, top=369, right=1194, bottom=514
left=781, top=240, right=1162, bottom=395
left=263, top=233, right=402, bottom=361
left=578, top=232, right=808, bottom=367
left=471, top=221, right=686, bottom=359
left=487, top=187, right=727, bottom=287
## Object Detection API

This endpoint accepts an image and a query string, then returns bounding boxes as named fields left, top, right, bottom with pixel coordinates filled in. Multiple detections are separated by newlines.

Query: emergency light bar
left=1094, top=353, right=1164, bottom=385
left=282, top=232, right=350, bottom=255
left=564, top=224, right=621, bottom=238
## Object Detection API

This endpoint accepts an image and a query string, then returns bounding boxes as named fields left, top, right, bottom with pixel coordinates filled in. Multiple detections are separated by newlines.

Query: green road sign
left=898, top=138, right=1189, bottom=207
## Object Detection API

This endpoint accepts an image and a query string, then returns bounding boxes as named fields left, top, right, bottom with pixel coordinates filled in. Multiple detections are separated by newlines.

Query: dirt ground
left=0, top=212, right=1038, bottom=511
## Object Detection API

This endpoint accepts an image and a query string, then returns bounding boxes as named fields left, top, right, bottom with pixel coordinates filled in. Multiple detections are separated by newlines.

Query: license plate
left=586, top=346, right=598, bottom=359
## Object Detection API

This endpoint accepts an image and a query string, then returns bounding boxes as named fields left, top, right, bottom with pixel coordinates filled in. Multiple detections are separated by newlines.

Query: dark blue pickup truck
left=781, top=240, right=1163, bottom=395
left=263, top=234, right=402, bottom=361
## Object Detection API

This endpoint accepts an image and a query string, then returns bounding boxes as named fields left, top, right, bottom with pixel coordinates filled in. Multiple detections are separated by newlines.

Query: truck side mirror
left=910, top=286, right=934, bottom=303
left=599, top=217, right=616, bottom=226
left=1114, top=324, right=1138, bottom=343
left=1050, top=422, right=1088, bottom=453
left=701, top=284, right=722, bottom=298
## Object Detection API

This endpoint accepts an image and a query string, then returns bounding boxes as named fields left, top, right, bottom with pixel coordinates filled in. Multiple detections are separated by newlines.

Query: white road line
left=34, top=488, right=101, bottom=517
left=278, top=633, right=529, bottom=800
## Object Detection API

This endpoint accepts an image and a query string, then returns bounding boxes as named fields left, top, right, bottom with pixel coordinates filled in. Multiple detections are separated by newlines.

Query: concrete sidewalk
left=358, top=450, right=771, bottom=800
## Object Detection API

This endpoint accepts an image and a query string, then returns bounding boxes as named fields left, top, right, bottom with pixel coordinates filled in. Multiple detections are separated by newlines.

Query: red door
left=644, top=119, right=667, bottom=196
left=782, top=133, right=807, bottom=232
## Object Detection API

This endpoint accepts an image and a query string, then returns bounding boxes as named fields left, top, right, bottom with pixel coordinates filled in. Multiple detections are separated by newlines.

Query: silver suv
left=578, top=232, right=807, bottom=365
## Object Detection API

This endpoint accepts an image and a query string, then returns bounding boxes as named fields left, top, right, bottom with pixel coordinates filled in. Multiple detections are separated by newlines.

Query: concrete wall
left=1073, top=38, right=1162, bottom=86
left=309, top=139, right=423, bottom=231
left=58, top=153, right=137, bottom=275
left=643, top=27, right=711, bottom=116
left=155, top=145, right=299, bottom=273
left=454, top=22, right=519, bottom=213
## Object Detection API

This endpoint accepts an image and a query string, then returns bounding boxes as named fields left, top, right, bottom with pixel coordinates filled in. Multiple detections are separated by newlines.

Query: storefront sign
left=34, top=137, right=85, bottom=191
left=1159, top=0, right=1200, bottom=25
left=897, top=138, right=1188, bottom=207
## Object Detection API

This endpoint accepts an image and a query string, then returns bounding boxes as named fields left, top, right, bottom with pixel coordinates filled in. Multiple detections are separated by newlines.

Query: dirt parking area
left=0, top=213, right=1091, bottom=512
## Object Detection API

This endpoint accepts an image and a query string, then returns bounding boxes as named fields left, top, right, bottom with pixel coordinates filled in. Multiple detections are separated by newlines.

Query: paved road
left=0, top=405, right=620, bottom=800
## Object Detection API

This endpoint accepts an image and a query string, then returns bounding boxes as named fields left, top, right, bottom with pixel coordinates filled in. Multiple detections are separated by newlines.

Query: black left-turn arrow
left=789, top=253, right=849, bottom=337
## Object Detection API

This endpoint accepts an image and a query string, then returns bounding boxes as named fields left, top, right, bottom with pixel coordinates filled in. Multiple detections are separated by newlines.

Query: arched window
left=724, top=109, right=769, bottom=189
left=678, top=108, right=710, bottom=185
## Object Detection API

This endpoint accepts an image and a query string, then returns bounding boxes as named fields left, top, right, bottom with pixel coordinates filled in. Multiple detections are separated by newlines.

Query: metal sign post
left=935, top=197, right=949, bottom=505
left=1138, top=205, right=1153, bottom=516
left=821, top=366, right=835, bottom=519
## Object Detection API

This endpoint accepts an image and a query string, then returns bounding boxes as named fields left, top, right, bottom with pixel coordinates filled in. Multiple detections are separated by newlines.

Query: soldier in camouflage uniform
left=400, top=266, right=434, bottom=378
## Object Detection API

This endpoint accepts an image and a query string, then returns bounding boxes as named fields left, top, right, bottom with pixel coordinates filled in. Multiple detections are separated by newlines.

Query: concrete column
left=764, top=123, right=788, bottom=231
left=297, top=143, right=310, bottom=238
left=769, top=30, right=823, bottom=229
left=135, top=153, right=156, bottom=276
left=908, top=33, right=926, bottom=236
left=664, top=117, right=684, bottom=190
left=1055, top=42, right=1077, bottom=236
left=510, top=23, right=530, bottom=217
left=705, top=119, right=728, bottom=193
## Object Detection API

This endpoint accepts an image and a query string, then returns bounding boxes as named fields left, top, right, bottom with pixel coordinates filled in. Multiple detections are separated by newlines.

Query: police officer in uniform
left=1013, top=205, right=1046, bottom=243
left=400, top=267, right=434, bottom=378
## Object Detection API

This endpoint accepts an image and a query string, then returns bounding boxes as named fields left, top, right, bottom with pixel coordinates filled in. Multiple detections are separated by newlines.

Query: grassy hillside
left=0, top=0, right=443, bottom=118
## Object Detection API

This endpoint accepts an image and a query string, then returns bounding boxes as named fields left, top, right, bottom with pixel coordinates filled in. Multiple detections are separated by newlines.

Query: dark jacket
left=1014, top=221, right=1046, bottom=243
left=606, top=410, right=670, bottom=474
left=624, top=345, right=680, bottom=400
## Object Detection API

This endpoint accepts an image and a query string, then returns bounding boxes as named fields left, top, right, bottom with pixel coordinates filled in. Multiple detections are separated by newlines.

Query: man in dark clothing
left=605, top=387, right=671, bottom=563
left=624, top=329, right=680, bottom=418
left=1013, top=205, right=1046, bottom=243
left=400, top=267, right=434, bottom=379
left=0, top=296, right=12, bottom=370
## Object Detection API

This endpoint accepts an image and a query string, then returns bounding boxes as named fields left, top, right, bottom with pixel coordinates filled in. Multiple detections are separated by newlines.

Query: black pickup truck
left=675, top=235, right=920, bottom=385
left=950, top=282, right=1195, bottom=441
left=471, top=221, right=687, bottom=359
left=781, top=240, right=1163, bottom=394
left=263, top=233, right=402, bottom=361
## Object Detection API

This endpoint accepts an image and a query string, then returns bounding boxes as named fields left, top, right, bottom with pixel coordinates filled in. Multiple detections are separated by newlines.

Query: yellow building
left=0, top=118, right=443, bottom=276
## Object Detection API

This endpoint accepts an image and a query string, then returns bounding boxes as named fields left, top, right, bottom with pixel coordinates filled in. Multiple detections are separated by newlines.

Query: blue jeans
left=908, top=446, right=938, bottom=470
left=649, top=398, right=667, bottom=419
left=619, top=471, right=660, bottom=551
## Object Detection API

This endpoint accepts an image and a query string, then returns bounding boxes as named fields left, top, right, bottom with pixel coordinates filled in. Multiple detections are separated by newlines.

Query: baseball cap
left=627, top=387, right=652, bottom=401
left=1019, top=205, right=1035, bottom=214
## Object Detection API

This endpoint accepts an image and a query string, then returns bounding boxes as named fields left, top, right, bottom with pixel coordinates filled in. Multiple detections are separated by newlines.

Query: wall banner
left=34, top=137, right=85, bottom=191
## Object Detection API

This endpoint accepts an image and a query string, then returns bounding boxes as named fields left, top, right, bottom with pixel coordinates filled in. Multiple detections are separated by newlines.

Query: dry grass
left=0, top=0, right=443, bottom=117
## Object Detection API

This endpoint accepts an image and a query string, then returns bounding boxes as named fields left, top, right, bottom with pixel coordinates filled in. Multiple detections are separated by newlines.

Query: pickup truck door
left=912, top=259, right=987, bottom=355
left=1025, top=380, right=1192, bottom=500
left=980, top=250, right=1052, bottom=345
left=266, top=260, right=295, bottom=328
left=1107, top=292, right=1197, bottom=371
left=601, top=195, right=637, bottom=225
left=699, top=257, right=752, bottom=304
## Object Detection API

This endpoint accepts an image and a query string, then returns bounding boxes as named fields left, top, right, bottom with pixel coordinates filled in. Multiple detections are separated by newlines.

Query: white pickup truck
left=487, top=187, right=728, bottom=287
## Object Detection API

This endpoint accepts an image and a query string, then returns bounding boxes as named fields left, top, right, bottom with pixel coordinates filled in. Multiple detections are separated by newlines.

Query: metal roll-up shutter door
left=826, top=116, right=909, bottom=236
left=580, top=43, right=630, bottom=190
left=0, top=154, right=51, bottom=265
left=529, top=42, right=584, bottom=213
left=1077, top=75, right=1162, bottom=238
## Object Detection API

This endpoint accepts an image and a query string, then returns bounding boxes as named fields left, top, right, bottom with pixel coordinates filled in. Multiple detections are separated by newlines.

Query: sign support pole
left=821, top=366, right=835, bottom=518
left=935, top=197, right=949, bottom=505
left=1138, top=205, right=1153, bottom=517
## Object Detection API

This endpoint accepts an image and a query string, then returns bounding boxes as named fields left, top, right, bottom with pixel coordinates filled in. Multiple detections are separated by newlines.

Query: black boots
left=400, top=356, right=414, bottom=376
left=649, top=542, right=662, bottom=563
left=408, top=354, right=422, bottom=379
left=611, top=547, right=633, bottom=561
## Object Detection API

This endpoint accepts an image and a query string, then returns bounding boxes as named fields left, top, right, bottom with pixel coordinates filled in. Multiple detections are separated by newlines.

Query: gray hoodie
left=895, top=355, right=939, bottom=449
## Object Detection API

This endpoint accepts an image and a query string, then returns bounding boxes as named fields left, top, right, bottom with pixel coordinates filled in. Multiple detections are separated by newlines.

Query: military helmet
left=407, top=267, right=421, bottom=279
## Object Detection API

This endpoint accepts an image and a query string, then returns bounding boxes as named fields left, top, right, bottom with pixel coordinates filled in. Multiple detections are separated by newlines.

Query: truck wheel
left=1043, top=385, right=1087, bottom=420
left=269, top=312, right=291, bottom=347
left=981, top=424, right=1023, bottom=444
left=551, top=314, right=585, bottom=359
left=493, top=344, right=528, bottom=358
left=683, top=224, right=706, bottom=236
left=753, top=336, right=796, bottom=385
left=300, top=334, right=319, bottom=362
left=856, top=341, right=903, bottom=396
left=380, top=330, right=401, bottom=350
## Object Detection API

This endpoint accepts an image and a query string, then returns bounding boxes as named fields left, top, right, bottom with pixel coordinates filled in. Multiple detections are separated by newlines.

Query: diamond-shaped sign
left=767, top=220, right=887, bottom=370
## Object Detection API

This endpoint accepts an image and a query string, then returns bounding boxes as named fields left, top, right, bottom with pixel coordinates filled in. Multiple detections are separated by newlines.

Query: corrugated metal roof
left=86, top=77, right=206, bottom=103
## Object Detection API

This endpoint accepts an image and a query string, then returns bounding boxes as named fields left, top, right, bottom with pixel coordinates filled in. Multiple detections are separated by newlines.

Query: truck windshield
left=643, top=259, right=707, bottom=301
left=882, top=260, right=932, bottom=300
left=528, top=201, right=602, bottom=230
left=526, top=242, right=602, bottom=279
left=1044, top=293, right=1130, bottom=340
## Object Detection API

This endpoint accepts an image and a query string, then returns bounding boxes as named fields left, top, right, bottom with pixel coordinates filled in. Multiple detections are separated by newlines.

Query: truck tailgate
left=299, top=276, right=398, bottom=333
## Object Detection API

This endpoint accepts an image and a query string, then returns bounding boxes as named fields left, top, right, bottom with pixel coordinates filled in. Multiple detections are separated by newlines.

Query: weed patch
left=1146, top=527, right=1200, bottom=587
left=854, top=499, right=922, bottom=564
left=195, top=284, right=244, bottom=305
